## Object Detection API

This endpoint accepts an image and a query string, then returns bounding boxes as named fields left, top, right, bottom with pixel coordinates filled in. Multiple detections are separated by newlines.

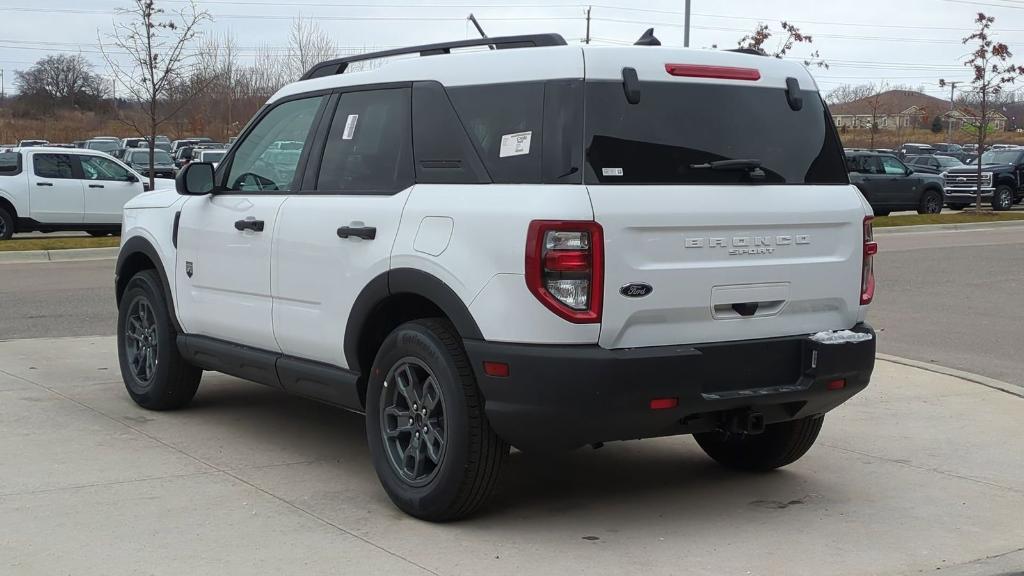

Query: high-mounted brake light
left=525, top=221, right=604, bottom=323
left=665, top=63, right=761, bottom=81
left=861, top=216, right=877, bottom=305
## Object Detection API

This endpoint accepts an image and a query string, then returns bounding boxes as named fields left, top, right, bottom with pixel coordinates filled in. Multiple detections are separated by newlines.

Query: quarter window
left=33, top=154, right=75, bottom=179
left=316, top=88, right=413, bottom=193
left=0, top=152, right=21, bottom=175
left=225, top=95, right=325, bottom=193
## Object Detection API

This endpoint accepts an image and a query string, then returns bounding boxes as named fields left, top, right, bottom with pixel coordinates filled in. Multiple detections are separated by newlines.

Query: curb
left=875, top=219, right=1024, bottom=235
left=0, top=247, right=119, bottom=264
left=877, top=353, right=1023, bottom=399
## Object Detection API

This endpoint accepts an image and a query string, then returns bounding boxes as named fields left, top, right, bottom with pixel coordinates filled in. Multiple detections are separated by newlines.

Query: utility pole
left=947, top=81, right=959, bottom=143
left=1, top=69, right=4, bottom=100
left=584, top=6, right=591, bottom=44
left=683, top=0, right=691, bottom=47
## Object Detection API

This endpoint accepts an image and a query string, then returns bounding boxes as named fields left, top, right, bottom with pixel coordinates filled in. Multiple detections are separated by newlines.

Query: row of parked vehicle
left=844, top=145, right=1024, bottom=214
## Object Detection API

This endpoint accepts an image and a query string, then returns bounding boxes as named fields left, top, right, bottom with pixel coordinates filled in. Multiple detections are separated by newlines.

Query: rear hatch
left=581, top=47, right=867, bottom=349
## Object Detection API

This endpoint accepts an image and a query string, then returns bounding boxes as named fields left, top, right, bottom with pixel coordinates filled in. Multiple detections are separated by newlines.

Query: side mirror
left=905, top=168, right=914, bottom=176
left=128, top=174, right=139, bottom=183
left=176, top=162, right=215, bottom=196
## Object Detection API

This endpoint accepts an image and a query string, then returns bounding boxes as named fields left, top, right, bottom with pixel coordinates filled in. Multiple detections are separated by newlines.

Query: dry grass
left=0, top=236, right=120, bottom=251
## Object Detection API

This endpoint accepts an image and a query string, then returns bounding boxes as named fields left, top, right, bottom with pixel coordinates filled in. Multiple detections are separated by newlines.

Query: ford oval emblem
left=620, top=283, right=653, bottom=298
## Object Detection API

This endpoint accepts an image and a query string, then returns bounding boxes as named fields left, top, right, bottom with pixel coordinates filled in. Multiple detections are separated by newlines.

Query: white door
left=175, top=94, right=326, bottom=351
left=28, top=153, right=84, bottom=224
left=78, top=154, right=142, bottom=224
left=273, top=87, right=413, bottom=367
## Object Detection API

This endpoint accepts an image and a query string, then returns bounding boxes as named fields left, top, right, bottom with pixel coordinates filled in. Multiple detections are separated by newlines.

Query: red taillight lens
left=861, top=216, right=877, bottom=305
left=526, top=220, right=604, bottom=323
left=665, top=63, right=761, bottom=81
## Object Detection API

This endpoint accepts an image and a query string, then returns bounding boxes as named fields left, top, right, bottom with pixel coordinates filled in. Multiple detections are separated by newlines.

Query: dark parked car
left=897, top=143, right=936, bottom=159
left=905, top=154, right=964, bottom=175
left=123, top=148, right=177, bottom=179
left=932, top=143, right=968, bottom=162
left=943, top=148, right=1024, bottom=210
left=846, top=151, right=945, bottom=216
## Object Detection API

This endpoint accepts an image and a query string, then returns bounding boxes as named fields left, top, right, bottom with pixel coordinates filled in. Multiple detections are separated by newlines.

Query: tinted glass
left=85, top=140, right=121, bottom=154
left=317, top=88, right=413, bottom=193
left=936, top=156, right=963, bottom=167
left=226, top=95, right=324, bottom=192
left=584, top=81, right=847, bottom=185
left=201, top=151, right=226, bottom=163
left=448, top=82, right=544, bottom=184
left=128, top=150, right=173, bottom=164
left=33, top=154, right=75, bottom=179
left=880, top=156, right=906, bottom=175
left=0, top=152, right=21, bottom=174
left=979, top=150, right=1023, bottom=165
left=80, top=156, right=131, bottom=181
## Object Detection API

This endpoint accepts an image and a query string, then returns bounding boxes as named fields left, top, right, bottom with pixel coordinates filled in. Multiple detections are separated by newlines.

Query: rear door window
left=316, top=87, right=413, bottom=193
left=33, top=154, right=76, bottom=179
left=583, top=81, right=847, bottom=185
left=0, top=152, right=22, bottom=175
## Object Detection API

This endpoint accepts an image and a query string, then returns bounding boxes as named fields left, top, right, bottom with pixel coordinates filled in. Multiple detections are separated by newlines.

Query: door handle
left=337, top=226, right=376, bottom=240
left=89, top=184, right=105, bottom=189
left=36, top=182, right=53, bottom=187
left=234, top=218, right=265, bottom=232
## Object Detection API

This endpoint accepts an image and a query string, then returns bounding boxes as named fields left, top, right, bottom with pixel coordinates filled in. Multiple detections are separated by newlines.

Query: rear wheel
left=992, top=185, right=1014, bottom=211
left=366, top=319, right=509, bottom=521
left=695, top=415, right=824, bottom=471
left=873, top=209, right=890, bottom=217
left=0, top=207, right=14, bottom=240
left=117, top=270, right=202, bottom=410
left=918, top=189, right=943, bottom=214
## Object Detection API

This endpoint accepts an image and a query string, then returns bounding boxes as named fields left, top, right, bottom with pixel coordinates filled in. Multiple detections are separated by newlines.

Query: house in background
left=829, top=90, right=1008, bottom=132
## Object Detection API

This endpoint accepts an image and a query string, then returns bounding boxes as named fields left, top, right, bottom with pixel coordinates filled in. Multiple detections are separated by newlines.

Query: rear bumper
left=465, top=323, right=875, bottom=451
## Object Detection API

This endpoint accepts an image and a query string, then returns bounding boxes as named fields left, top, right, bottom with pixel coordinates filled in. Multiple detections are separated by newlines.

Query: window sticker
left=499, top=131, right=532, bottom=158
left=342, top=114, right=359, bottom=140
left=602, top=167, right=624, bottom=176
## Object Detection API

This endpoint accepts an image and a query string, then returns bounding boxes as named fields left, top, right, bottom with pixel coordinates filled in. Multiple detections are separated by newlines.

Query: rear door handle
left=337, top=226, right=376, bottom=240
left=36, top=182, right=53, bottom=187
left=234, top=218, right=265, bottom=232
left=89, top=184, right=105, bottom=189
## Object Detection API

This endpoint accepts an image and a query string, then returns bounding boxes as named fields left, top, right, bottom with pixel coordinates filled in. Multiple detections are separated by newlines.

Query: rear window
left=0, top=152, right=21, bottom=175
left=584, top=81, right=847, bottom=185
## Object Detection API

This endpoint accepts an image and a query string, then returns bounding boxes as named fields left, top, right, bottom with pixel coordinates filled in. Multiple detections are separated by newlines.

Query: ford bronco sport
left=114, top=34, right=877, bottom=521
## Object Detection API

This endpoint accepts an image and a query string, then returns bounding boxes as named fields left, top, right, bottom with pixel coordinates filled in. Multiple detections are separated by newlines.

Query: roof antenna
left=634, top=28, right=661, bottom=46
left=467, top=14, right=488, bottom=39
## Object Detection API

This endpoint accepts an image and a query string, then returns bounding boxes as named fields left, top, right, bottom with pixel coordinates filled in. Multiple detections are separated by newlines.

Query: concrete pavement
left=1, top=336, right=1022, bottom=576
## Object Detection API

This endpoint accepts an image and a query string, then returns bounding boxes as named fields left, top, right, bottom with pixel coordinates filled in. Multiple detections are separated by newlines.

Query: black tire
left=873, top=209, right=890, bottom=217
left=992, top=185, right=1014, bottom=211
left=117, top=269, right=201, bottom=410
left=366, top=318, right=509, bottom=521
left=0, top=207, right=14, bottom=240
left=917, top=189, right=943, bottom=214
left=948, top=203, right=968, bottom=211
left=694, top=415, right=824, bottom=472
left=88, top=231, right=111, bottom=237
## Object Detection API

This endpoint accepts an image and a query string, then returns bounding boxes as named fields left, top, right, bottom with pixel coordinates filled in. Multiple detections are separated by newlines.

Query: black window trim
left=302, top=81, right=415, bottom=197
left=0, top=151, right=23, bottom=176
left=213, top=88, right=335, bottom=196
left=32, top=152, right=83, bottom=180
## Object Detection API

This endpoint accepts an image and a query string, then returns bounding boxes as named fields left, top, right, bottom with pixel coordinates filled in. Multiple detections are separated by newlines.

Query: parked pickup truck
left=0, top=147, right=149, bottom=239
left=943, top=148, right=1024, bottom=210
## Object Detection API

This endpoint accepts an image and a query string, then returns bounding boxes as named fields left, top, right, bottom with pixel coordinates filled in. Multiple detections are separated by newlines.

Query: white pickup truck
left=0, top=146, right=153, bottom=239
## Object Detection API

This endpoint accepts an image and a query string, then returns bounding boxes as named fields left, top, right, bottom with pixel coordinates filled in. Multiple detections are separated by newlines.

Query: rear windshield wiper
left=689, top=159, right=763, bottom=171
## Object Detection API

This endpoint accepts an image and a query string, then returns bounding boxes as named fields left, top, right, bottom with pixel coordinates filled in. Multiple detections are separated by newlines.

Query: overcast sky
left=2, top=0, right=1024, bottom=99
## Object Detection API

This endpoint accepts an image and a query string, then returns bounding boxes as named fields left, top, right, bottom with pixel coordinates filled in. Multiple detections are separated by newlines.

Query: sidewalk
left=1, top=336, right=1021, bottom=576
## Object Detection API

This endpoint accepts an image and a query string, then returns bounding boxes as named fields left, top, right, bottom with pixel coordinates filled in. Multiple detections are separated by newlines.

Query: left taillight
left=525, top=220, right=604, bottom=324
left=861, top=216, right=877, bottom=305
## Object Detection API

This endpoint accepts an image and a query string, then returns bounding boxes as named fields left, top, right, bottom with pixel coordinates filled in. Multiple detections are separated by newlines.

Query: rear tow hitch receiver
left=727, top=410, right=766, bottom=435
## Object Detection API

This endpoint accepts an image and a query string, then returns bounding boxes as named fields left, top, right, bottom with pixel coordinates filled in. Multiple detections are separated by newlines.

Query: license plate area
left=696, top=338, right=804, bottom=395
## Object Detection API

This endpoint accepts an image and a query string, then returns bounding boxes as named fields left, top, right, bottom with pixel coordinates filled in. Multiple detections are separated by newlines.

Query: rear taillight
left=525, top=221, right=604, bottom=323
left=861, top=216, right=877, bottom=305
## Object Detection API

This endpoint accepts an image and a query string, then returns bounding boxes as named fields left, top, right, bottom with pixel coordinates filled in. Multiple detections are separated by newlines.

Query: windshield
left=936, top=156, right=963, bottom=167
left=584, top=81, right=846, bottom=185
left=979, top=150, right=1022, bottom=165
left=86, top=140, right=120, bottom=153
left=201, top=151, right=225, bottom=162
left=128, top=150, right=173, bottom=164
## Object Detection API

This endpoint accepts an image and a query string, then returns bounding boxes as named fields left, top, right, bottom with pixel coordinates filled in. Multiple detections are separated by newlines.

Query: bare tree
left=99, top=0, right=211, bottom=189
left=738, top=21, right=827, bottom=68
left=287, top=18, right=337, bottom=81
left=862, top=82, right=890, bottom=149
left=14, top=54, right=104, bottom=110
left=941, top=12, right=1024, bottom=210
left=825, top=83, right=875, bottom=106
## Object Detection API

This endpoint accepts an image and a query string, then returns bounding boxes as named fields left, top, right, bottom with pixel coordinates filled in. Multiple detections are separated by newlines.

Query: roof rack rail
left=727, top=47, right=769, bottom=57
left=301, top=33, right=568, bottom=81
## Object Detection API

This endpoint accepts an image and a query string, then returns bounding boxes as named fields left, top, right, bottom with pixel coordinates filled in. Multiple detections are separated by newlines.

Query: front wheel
left=694, top=415, right=824, bottom=471
left=117, top=270, right=202, bottom=410
left=992, top=185, right=1014, bottom=211
left=0, top=207, right=14, bottom=240
left=366, top=319, right=509, bottom=521
left=918, top=190, right=943, bottom=214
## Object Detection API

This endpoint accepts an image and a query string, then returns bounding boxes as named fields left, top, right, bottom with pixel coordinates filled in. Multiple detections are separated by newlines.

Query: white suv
left=114, top=34, right=877, bottom=521
left=0, top=147, right=148, bottom=239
